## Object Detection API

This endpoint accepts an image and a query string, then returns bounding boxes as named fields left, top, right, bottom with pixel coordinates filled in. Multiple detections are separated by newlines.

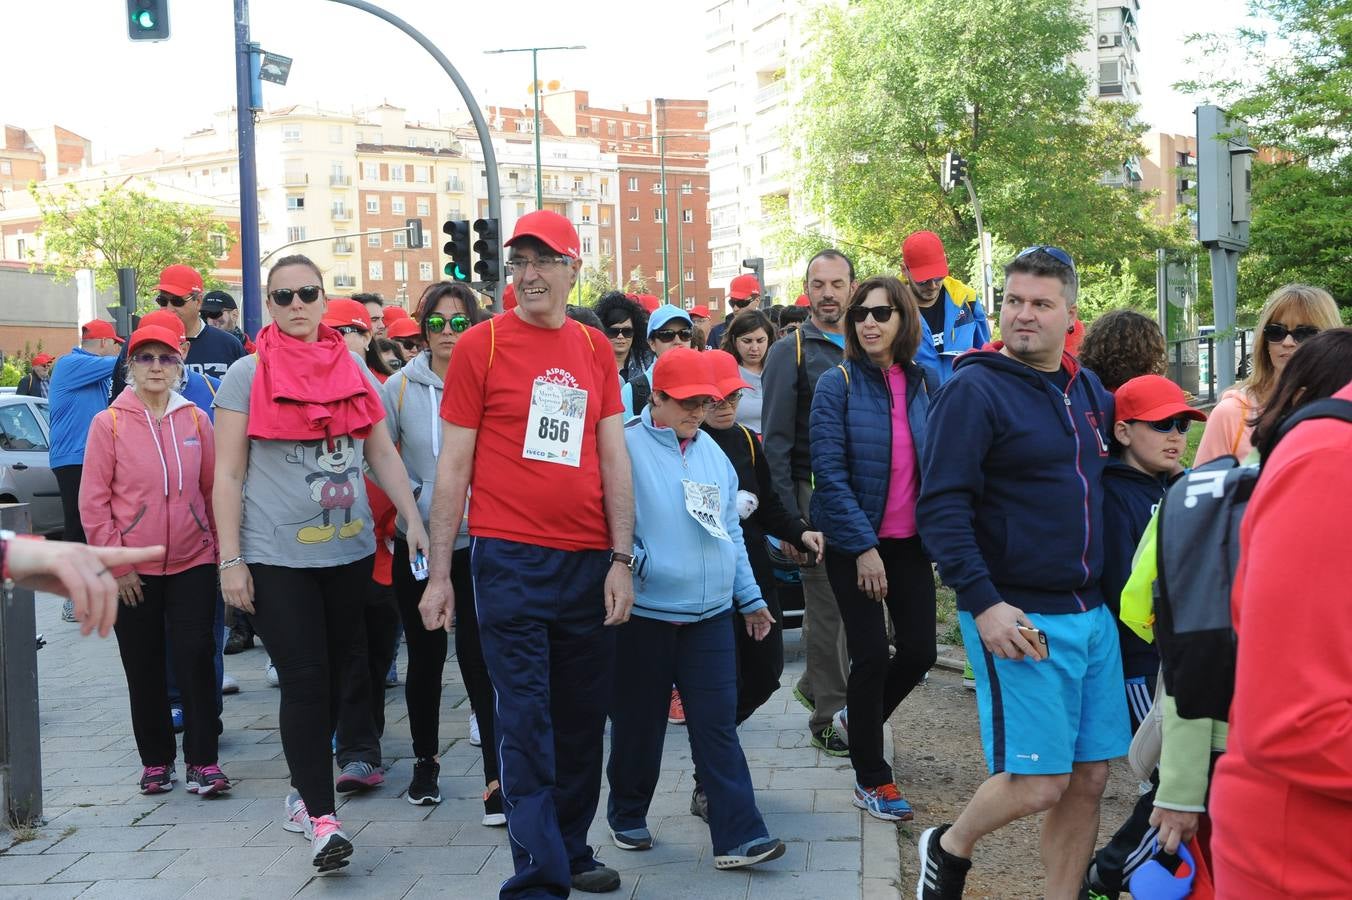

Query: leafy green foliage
left=0, top=363, right=20, bottom=388
left=30, top=181, right=235, bottom=313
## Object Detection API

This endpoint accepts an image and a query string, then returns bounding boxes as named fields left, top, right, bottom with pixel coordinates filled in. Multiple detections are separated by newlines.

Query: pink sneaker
left=185, top=764, right=231, bottom=797
left=309, top=815, right=353, bottom=872
left=138, top=764, right=175, bottom=794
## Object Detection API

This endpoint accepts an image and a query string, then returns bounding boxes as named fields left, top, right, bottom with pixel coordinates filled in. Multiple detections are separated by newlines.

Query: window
left=413, top=165, right=430, bottom=183
left=623, top=122, right=631, bottom=137
left=15, top=238, right=25, bottom=258
left=627, top=177, right=638, bottom=192
left=654, top=180, right=666, bottom=195
left=368, top=261, right=384, bottom=280
left=330, top=163, right=348, bottom=184
left=394, top=261, right=407, bottom=281
left=393, top=232, right=407, bottom=248
left=656, top=269, right=665, bottom=283
left=607, top=121, right=616, bottom=137
left=390, top=165, right=405, bottom=182
left=419, top=262, right=434, bottom=281
left=362, top=162, right=379, bottom=180
left=628, top=206, right=639, bottom=221
left=209, top=234, right=228, bottom=259
left=683, top=209, right=693, bottom=224
left=630, top=235, right=641, bottom=252
left=366, top=195, right=380, bottom=213
left=368, top=234, right=382, bottom=248
left=286, top=226, right=307, bottom=243
left=600, top=208, right=611, bottom=226
left=0, top=160, right=11, bottom=175
left=328, top=125, right=343, bottom=143
left=653, top=208, right=665, bottom=223
left=283, top=124, right=302, bottom=142
left=684, top=269, right=695, bottom=282
left=391, top=196, right=406, bottom=214
left=681, top=181, right=693, bottom=195
left=638, top=124, right=646, bottom=136
left=423, top=232, right=433, bottom=249
left=582, top=237, right=593, bottom=254
left=581, top=204, right=593, bottom=223
left=574, top=177, right=584, bottom=194
left=0, top=403, right=48, bottom=452
left=416, top=197, right=430, bottom=216
left=600, top=178, right=609, bottom=197
left=601, top=238, right=611, bottom=255
left=286, top=195, right=305, bottom=210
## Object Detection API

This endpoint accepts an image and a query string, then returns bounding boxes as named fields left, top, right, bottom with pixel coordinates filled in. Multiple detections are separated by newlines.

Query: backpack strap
left=109, top=408, right=117, bottom=439
left=836, top=363, right=849, bottom=386
left=737, top=423, right=756, bottom=466
left=487, top=317, right=497, bottom=370
left=630, top=372, right=652, bottom=413
left=397, top=374, right=409, bottom=413
left=1229, top=393, right=1252, bottom=457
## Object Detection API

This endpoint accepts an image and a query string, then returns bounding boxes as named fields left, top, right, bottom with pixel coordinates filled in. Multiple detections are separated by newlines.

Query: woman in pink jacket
left=80, top=323, right=228, bottom=797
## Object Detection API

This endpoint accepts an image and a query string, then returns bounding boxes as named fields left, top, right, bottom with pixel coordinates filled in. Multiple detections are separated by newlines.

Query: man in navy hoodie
left=913, top=248, right=1129, bottom=900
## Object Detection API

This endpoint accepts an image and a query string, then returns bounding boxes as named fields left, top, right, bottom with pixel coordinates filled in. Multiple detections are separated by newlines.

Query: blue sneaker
left=609, top=826, right=653, bottom=851
left=714, top=836, right=786, bottom=869
left=853, top=782, right=914, bottom=821
left=170, top=707, right=185, bottom=733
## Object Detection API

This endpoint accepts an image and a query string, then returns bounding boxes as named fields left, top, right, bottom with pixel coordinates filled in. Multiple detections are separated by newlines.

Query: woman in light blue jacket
left=607, top=347, right=785, bottom=871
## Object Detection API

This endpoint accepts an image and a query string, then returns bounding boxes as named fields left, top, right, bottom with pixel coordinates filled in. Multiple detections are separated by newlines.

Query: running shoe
left=335, top=761, right=383, bottom=794
left=832, top=707, right=850, bottom=745
left=265, top=660, right=279, bottom=687
left=917, top=824, right=972, bottom=900
left=224, top=623, right=254, bottom=654
left=811, top=724, right=849, bottom=757
left=308, top=814, right=353, bottom=872
left=667, top=689, right=686, bottom=725
left=221, top=674, right=240, bottom=695
left=139, top=764, right=175, bottom=794
left=962, top=661, right=976, bottom=691
left=689, top=784, right=709, bottom=823
left=792, top=686, right=816, bottom=712
left=61, top=600, right=77, bottom=623
left=282, top=790, right=308, bottom=833
left=469, top=711, right=481, bottom=747
left=609, top=826, right=653, bottom=851
left=714, top=837, right=786, bottom=870
left=186, top=764, right=232, bottom=797
left=852, top=782, right=913, bottom=821
left=385, top=659, right=398, bottom=688
left=406, top=758, right=441, bottom=806
left=482, top=784, right=507, bottom=827
left=570, top=860, right=620, bottom=893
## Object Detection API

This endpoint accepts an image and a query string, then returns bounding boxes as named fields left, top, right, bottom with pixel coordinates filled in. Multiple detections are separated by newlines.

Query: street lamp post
left=485, top=45, right=585, bottom=210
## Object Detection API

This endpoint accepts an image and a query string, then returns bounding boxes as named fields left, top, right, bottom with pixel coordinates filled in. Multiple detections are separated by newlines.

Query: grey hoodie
left=380, top=352, right=470, bottom=550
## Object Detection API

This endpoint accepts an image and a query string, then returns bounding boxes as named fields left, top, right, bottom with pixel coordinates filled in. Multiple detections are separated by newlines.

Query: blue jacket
left=1101, top=460, right=1171, bottom=678
left=48, top=347, right=118, bottom=468
left=917, top=347, right=1115, bottom=617
left=809, top=359, right=935, bottom=556
left=913, top=278, right=991, bottom=384
left=181, top=371, right=221, bottom=423
left=625, top=408, right=766, bottom=623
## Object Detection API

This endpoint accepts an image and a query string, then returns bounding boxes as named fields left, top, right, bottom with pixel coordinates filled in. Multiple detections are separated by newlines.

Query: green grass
left=935, top=571, right=962, bottom=646
left=1181, top=422, right=1205, bottom=469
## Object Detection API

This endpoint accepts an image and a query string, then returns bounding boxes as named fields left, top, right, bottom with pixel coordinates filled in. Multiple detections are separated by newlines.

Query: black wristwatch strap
left=609, top=551, right=635, bottom=572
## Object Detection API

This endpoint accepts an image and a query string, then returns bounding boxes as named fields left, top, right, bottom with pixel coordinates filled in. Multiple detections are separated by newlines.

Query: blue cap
left=647, top=304, right=693, bottom=336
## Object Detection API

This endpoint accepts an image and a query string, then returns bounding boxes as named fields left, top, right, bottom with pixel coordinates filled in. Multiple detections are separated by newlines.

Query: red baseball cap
left=729, top=274, right=760, bottom=300
left=154, top=264, right=204, bottom=298
left=634, top=293, right=661, bottom=313
left=322, top=298, right=373, bottom=332
left=32, top=353, right=55, bottom=366
left=902, top=231, right=949, bottom=283
left=81, top=320, right=125, bottom=343
left=128, top=325, right=185, bottom=359
left=706, top=350, right=752, bottom=398
left=505, top=210, right=580, bottom=259
left=652, top=347, right=720, bottom=401
left=387, top=317, right=422, bottom=339
left=689, top=305, right=710, bottom=318
left=794, top=293, right=810, bottom=307
left=384, top=306, right=410, bottom=324
left=1114, top=375, right=1207, bottom=425
left=138, top=310, right=187, bottom=340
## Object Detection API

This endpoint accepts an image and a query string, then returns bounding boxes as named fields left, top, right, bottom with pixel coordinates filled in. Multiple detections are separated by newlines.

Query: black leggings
left=251, top=557, right=373, bottom=819
left=824, top=536, right=937, bottom=787
left=112, top=564, right=219, bottom=767
left=393, top=539, right=498, bottom=784
left=334, top=580, right=400, bottom=767
left=53, top=465, right=86, bottom=543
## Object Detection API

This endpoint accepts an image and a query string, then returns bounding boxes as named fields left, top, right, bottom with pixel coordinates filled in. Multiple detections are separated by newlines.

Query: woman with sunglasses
left=620, top=305, right=695, bottom=418
left=80, top=323, right=228, bottom=798
left=808, top=275, right=938, bottom=822
left=1195, top=284, right=1340, bottom=465
left=212, top=256, right=430, bottom=873
left=593, top=293, right=649, bottom=384
left=377, top=282, right=503, bottom=820
left=719, top=310, right=775, bottom=432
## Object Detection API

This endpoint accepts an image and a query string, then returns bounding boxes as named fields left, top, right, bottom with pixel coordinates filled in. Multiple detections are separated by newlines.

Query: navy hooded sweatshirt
left=1101, top=460, right=1172, bottom=678
left=917, top=345, right=1114, bottom=617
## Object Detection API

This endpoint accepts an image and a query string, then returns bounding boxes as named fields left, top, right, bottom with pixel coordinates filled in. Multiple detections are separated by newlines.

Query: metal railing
left=1165, top=328, right=1253, bottom=404
left=329, top=174, right=352, bottom=186
left=0, top=504, right=41, bottom=826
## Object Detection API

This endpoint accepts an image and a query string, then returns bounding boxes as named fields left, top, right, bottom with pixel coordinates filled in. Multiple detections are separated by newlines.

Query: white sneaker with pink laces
left=308, top=814, right=352, bottom=872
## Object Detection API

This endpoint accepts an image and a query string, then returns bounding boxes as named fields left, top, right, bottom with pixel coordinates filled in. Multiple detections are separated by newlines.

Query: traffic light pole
left=233, top=0, right=264, bottom=336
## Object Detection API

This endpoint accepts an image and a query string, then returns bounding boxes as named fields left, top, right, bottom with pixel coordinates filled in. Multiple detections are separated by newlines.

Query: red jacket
left=80, top=388, right=218, bottom=578
left=1210, top=381, right=1352, bottom=897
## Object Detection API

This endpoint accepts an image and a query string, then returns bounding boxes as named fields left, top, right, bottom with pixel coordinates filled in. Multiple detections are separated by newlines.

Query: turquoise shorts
left=959, top=604, right=1130, bottom=775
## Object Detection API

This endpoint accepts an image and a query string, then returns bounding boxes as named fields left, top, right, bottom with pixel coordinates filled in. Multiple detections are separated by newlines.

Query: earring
left=1067, top=324, right=1076, bottom=334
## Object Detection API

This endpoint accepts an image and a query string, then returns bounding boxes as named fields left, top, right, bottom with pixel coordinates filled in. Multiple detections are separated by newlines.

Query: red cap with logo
left=1114, top=375, right=1207, bottom=425
left=154, top=264, right=205, bottom=298
left=652, top=347, right=720, bottom=401
left=794, top=293, right=811, bottom=307
left=902, top=231, right=949, bottom=283
left=81, top=320, right=125, bottom=343
left=322, top=298, right=373, bottom=332
left=388, top=317, right=422, bottom=339
left=505, top=210, right=581, bottom=259
left=729, top=274, right=760, bottom=300
left=128, top=325, right=186, bottom=359
left=32, top=353, right=55, bottom=366
left=138, top=310, right=187, bottom=339
left=706, top=350, right=752, bottom=398
left=689, top=305, right=710, bottom=319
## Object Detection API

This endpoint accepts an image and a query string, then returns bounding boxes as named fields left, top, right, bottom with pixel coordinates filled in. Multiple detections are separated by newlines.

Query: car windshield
left=0, top=403, right=48, bottom=451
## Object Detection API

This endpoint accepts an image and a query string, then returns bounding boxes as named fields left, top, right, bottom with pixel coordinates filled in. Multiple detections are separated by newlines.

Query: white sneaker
left=308, top=814, right=353, bottom=872
left=282, top=790, right=308, bottom=833
left=469, top=711, right=481, bottom=747
left=832, top=707, right=850, bottom=746
left=265, top=660, right=279, bottom=687
left=221, top=673, right=240, bottom=695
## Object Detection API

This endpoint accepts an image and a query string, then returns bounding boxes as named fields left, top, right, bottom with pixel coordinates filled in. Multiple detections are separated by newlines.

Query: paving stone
left=0, top=853, right=83, bottom=885
left=369, top=845, right=495, bottom=875
left=49, top=849, right=184, bottom=882
left=0, top=882, right=91, bottom=900
left=746, top=869, right=862, bottom=898
left=292, top=873, right=420, bottom=898
left=403, top=873, right=504, bottom=899
left=136, top=798, right=258, bottom=826
left=632, top=870, right=751, bottom=898
left=179, top=874, right=313, bottom=900
left=47, top=825, right=169, bottom=853
left=808, top=838, right=863, bottom=871
left=155, top=846, right=289, bottom=880
left=140, top=821, right=268, bottom=850
left=264, top=844, right=393, bottom=878
left=761, top=811, right=861, bottom=842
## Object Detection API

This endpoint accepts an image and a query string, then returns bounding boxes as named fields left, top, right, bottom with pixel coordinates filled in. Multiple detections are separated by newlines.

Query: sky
left=3, top=0, right=1260, bottom=161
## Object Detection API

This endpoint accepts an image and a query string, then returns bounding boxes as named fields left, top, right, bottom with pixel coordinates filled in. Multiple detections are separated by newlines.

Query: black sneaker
left=571, top=862, right=620, bottom=893
left=811, top=725, right=849, bottom=757
left=690, top=784, right=709, bottom=823
left=1079, top=867, right=1120, bottom=900
left=406, top=758, right=441, bottom=806
left=917, top=825, right=971, bottom=900
left=224, top=624, right=254, bottom=655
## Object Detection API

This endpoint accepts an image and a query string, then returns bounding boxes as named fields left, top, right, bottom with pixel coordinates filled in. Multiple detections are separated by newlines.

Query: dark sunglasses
left=606, top=325, right=635, bottom=339
left=131, top=352, right=182, bottom=367
left=1263, top=323, right=1320, bottom=344
left=386, top=358, right=403, bottom=370
left=396, top=339, right=421, bottom=352
left=425, top=313, right=471, bottom=334
left=269, top=285, right=323, bottom=306
left=651, top=328, right=693, bottom=344
left=715, top=390, right=744, bottom=407
left=203, top=310, right=223, bottom=320
left=1016, top=245, right=1077, bottom=272
left=847, top=305, right=896, bottom=324
left=729, top=297, right=755, bottom=309
left=335, top=325, right=367, bottom=336
left=1136, top=417, right=1194, bottom=435
left=155, top=292, right=191, bottom=308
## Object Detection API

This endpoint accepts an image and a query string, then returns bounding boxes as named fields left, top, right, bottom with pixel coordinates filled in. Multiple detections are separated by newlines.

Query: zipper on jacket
left=1061, top=385, right=1090, bottom=610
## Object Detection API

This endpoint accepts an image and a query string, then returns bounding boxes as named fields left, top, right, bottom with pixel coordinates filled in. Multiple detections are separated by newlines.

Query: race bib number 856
left=523, top=378, right=587, bottom=467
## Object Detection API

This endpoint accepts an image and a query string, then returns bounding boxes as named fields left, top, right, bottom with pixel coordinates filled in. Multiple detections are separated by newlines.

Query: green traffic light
left=134, top=10, right=156, bottom=27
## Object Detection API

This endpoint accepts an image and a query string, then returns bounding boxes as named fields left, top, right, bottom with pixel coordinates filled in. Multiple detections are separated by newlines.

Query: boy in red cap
left=901, top=230, right=990, bottom=384
left=707, top=273, right=761, bottom=349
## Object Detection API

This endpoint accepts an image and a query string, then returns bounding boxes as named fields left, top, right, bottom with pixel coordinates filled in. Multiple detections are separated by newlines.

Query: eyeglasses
left=396, top=339, right=421, bottom=352
left=386, top=358, right=403, bottom=370
left=1136, top=417, right=1194, bottom=435
left=203, top=310, right=222, bottom=320
left=715, top=390, right=744, bottom=408
left=155, top=292, right=191, bottom=308
left=847, top=306, right=896, bottom=324
left=730, top=297, right=755, bottom=309
left=507, top=255, right=573, bottom=275
left=1015, top=245, right=1077, bottom=274
left=1263, top=323, right=1320, bottom=344
left=425, top=313, right=471, bottom=334
left=131, top=352, right=183, bottom=367
left=268, top=285, right=323, bottom=306
left=651, top=328, right=694, bottom=344
left=668, top=395, right=717, bottom=411
left=606, top=326, right=635, bottom=339
left=335, top=325, right=367, bottom=336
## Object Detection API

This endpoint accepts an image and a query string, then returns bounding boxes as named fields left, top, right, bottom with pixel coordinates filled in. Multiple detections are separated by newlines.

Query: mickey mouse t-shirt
left=214, top=353, right=381, bottom=568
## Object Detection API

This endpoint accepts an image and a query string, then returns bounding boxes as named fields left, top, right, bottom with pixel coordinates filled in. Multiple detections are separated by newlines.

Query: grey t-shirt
left=213, top=353, right=380, bottom=568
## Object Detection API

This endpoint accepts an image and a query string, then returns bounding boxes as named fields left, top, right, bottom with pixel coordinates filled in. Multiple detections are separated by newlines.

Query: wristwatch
left=609, top=551, right=636, bottom=573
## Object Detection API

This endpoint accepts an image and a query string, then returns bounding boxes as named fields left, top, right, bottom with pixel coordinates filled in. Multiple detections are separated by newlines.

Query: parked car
left=0, top=395, right=63, bottom=536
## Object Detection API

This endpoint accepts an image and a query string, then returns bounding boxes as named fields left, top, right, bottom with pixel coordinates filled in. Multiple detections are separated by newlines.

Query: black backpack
left=1154, top=397, right=1352, bottom=720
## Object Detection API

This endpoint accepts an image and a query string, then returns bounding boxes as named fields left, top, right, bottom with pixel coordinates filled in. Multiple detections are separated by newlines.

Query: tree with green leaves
left=30, top=181, right=235, bottom=313
left=625, top=266, right=651, bottom=295
left=782, top=0, right=1176, bottom=291
left=576, top=252, right=617, bottom=306
left=1179, top=0, right=1352, bottom=310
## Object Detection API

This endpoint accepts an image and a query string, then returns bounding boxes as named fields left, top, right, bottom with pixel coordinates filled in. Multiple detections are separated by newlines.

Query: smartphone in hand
left=1016, top=625, right=1049, bottom=661
left=411, top=552, right=429, bottom=582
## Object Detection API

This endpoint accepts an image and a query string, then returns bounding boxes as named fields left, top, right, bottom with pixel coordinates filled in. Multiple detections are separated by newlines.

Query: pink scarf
left=247, top=323, right=384, bottom=441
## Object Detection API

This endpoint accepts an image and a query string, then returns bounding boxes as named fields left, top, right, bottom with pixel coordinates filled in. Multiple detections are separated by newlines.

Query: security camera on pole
left=941, top=150, right=994, bottom=312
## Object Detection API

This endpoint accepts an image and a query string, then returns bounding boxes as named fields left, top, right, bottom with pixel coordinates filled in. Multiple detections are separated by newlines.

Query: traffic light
left=126, top=0, right=170, bottom=41
left=740, top=257, right=765, bottom=305
left=442, top=218, right=471, bottom=282
left=405, top=218, right=424, bottom=251
left=942, top=151, right=968, bottom=191
left=473, top=218, right=501, bottom=285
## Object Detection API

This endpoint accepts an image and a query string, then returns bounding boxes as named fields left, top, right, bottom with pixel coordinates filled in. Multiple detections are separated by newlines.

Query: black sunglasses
left=425, top=313, right=471, bottom=334
left=651, top=328, right=693, bottom=344
left=847, top=306, right=895, bottom=324
left=396, top=339, right=421, bottom=352
left=606, top=326, right=635, bottom=339
left=1263, top=323, right=1320, bottom=344
left=1136, top=417, right=1194, bottom=435
left=155, top=292, right=191, bottom=308
left=729, top=297, right=755, bottom=309
left=269, top=285, right=323, bottom=306
left=335, top=325, right=366, bottom=336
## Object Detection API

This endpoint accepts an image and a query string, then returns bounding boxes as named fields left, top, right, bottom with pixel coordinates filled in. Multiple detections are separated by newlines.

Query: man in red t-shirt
left=422, top=210, right=634, bottom=898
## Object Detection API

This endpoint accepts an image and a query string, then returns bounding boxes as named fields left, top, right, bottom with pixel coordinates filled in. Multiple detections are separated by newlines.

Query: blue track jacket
left=48, top=348, right=118, bottom=468
left=913, top=277, right=991, bottom=384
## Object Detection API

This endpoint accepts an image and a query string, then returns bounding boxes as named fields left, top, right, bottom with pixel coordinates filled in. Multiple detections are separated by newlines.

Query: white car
left=0, top=395, right=63, bottom=536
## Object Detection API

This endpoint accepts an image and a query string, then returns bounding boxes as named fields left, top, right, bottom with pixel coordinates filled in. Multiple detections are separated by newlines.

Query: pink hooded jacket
left=79, top=387, right=217, bottom=577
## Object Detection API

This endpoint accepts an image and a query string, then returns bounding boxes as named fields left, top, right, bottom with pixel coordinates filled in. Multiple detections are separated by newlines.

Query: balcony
left=706, top=24, right=733, bottom=48
left=333, top=275, right=356, bottom=288
left=444, top=177, right=463, bottom=192
left=283, top=172, right=309, bottom=187
left=752, top=37, right=786, bottom=66
left=331, top=206, right=352, bottom=221
left=711, top=224, right=740, bottom=242
left=333, top=241, right=354, bottom=255
left=329, top=174, right=352, bottom=187
left=754, top=80, right=788, bottom=110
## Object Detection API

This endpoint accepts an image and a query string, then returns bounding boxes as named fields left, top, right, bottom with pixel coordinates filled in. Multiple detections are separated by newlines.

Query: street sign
left=259, top=52, right=293, bottom=85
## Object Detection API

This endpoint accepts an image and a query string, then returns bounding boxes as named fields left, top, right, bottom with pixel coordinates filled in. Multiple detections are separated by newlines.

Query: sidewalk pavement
left=1, top=596, right=904, bottom=899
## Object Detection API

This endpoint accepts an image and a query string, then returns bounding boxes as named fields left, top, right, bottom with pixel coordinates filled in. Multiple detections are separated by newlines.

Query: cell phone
left=411, top=552, right=429, bottom=582
left=1016, top=625, right=1049, bottom=660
